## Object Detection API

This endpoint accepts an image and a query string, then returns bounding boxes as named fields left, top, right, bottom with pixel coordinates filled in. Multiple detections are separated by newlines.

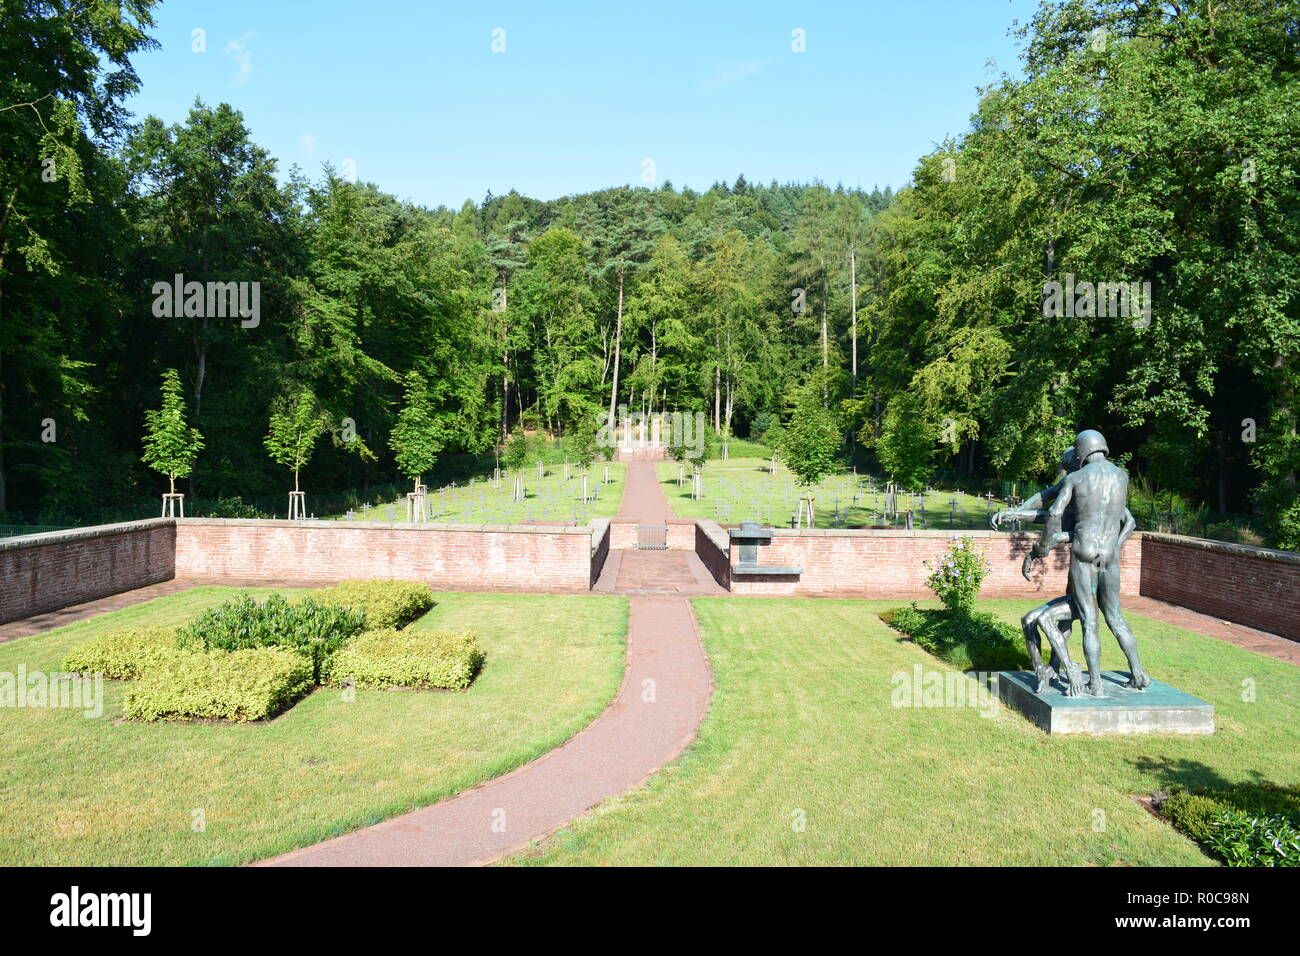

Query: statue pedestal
left=997, top=670, right=1214, bottom=736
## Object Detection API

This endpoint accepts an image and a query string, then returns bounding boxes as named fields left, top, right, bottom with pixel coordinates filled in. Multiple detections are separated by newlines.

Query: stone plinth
left=997, top=670, right=1214, bottom=735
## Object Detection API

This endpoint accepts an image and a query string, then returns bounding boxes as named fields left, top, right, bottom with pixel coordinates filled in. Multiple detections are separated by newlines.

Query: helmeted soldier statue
left=994, top=429, right=1150, bottom=697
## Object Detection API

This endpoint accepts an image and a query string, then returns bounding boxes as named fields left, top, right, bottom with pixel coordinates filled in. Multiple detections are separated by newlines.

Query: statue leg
left=1069, top=557, right=1105, bottom=696
left=1041, top=598, right=1083, bottom=696
left=1021, top=607, right=1052, bottom=691
left=1098, top=559, right=1151, bottom=689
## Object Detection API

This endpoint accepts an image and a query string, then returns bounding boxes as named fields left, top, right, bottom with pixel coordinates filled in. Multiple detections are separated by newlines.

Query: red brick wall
left=695, top=520, right=731, bottom=589
left=174, top=519, right=594, bottom=592
left=590, top=520, right=611, bottom=588
left=1140, top=534, right=1300, bottom=641
left=0, top=520, right=176, bottom=624
left=727, top=529, right=1144, bottom=598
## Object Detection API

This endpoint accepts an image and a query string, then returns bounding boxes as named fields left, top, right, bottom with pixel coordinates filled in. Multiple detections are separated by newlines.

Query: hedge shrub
left=882, top=604, right=1029, bottom=671
left=314, top=580, right=434, bottom=629
left=124, top=647, right=313, bottom=722
left=178, top=592, right=365, bottom=682
left=1158, top=784, right=1300, bottom=865
left=330, top=628, right=484, bottom=690
left=63, top=628, right=184, bottom=680
left=1207, top=811, right=1300, bottom=867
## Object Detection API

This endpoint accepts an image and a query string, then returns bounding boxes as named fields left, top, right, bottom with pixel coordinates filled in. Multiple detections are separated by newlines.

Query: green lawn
left=345, top=461, right=627, bottom=524
left=657, top=457, right=1008, bottom=530
left=507, top=598, right=1300, bottom=866
left=0, top=586, right=627, bottom=866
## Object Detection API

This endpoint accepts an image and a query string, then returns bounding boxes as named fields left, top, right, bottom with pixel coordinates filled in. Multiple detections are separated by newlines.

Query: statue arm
left=1038, top=478, right=1074, bottom=558
left=1119, top=508, right=1136, bottom=548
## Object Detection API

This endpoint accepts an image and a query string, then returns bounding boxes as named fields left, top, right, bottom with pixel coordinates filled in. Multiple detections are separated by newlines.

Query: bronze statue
left=993, top=447, right=1084, bottom=695
left=992, top=429, right=1151, bottom=697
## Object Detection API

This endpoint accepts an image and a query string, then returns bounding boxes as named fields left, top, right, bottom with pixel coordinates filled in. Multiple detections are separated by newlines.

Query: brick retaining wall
left=0, top=519, right=176, bottom=624
left=174, top=519, right=595, bottom=593
left=726, top=528, right=1144, bottom=599
left=1139, top=533, right=1300, bottom=641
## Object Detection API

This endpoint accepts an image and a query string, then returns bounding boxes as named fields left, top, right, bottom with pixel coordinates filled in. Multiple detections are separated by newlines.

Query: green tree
left=141, top=369, right=203, bottom=495
left=780, top=381, right=839, bottom=524
left=389, top=371, right=442, bottom=492
left=265, top=389, right=325, bottom=494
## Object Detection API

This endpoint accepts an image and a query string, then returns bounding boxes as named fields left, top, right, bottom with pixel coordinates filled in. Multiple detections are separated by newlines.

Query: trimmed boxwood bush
left=330, top=628, right=484, bottom=690
left=124, top=647, right=313, bottom=722
left=314, top=580, right=434, bottom=629
left=64, top=628, right=184, bottom=680
left=882, top=604, right=1030, bottom=671
left=178, top=592, right=365, bottom=682
left=1158, top=784, right=1300, bottom=865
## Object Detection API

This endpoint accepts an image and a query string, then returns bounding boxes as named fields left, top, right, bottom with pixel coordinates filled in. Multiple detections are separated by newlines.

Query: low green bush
left=124, top=647, right=313, bottom=722
left=882, top=604, right=1030, bottom=671
left=178, top=592, right=365, bottom=682
left=314, top=580, right=434, bottom=629
left=1207, top=811, right=1300, bottom=867
left=1158, top=784, right=1300, bottom=866
left=330, top=628, right=485, bottom=690
left=63, top=628, right=183, bottom=680
left=1159, top=793, right=1225, bottom=844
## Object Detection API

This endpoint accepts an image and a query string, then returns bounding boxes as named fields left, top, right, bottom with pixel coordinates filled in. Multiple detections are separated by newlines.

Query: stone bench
left=728, top=520, right=802, bottom=579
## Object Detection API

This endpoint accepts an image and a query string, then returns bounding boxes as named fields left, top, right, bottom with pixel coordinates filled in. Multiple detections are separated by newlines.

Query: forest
left=2, top=0, right=1297, bottom=547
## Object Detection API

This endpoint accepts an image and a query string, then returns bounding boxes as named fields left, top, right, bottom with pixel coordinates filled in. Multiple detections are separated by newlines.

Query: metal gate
left=637, top=524, right=668, bottom=550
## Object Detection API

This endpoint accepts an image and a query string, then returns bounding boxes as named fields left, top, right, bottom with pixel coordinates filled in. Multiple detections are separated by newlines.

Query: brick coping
left=0, top=517, right=173, bottom=551
left=1141, top=531, right=1300, bottom=565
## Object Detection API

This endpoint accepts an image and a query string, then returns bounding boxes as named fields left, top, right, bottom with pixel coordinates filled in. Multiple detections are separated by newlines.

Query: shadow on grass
left=1128, top=755, right=1277, bottom=793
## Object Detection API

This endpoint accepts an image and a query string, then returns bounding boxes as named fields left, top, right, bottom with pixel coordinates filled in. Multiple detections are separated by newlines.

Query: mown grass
left=0, top=586, right=627, bottom=866
left=346, top=462, right=627, bottom=524
left=507, top=598, right=1300, bottom=866
left=657, top=458, right=1006, bottom=529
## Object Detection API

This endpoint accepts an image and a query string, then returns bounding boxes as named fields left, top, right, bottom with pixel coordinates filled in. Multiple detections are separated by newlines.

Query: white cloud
left=224, top=32, right=255, bottom=86
left=702, top=58, right=771, bottom=90
left=301, top=133, right=317, bottom=154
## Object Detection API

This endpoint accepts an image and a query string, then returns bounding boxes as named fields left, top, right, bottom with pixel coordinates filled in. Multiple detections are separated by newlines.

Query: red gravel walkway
left=258, top=595, right=710, bottom=866
left=618, top=460, right=675, bottom=521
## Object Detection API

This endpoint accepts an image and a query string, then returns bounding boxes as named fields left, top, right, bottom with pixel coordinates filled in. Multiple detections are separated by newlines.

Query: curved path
left=259, top=459, right=714, bottom=866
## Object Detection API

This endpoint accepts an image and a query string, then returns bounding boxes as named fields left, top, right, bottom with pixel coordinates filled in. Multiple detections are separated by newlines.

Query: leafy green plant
left=922, top=537, right=992, bottom=614
left=330, top=628, right=485, bottom=690
left=124, top=647, right=313, bottom=722
left=882, top=604, right=1029, bottom=671
left=314, top=580, right=434, bottom=630
left=64, top=627, right=184, bottom=680
left=178, top=592, right=365, bottom=682
left=1206, top=811, right=1300, bottom=867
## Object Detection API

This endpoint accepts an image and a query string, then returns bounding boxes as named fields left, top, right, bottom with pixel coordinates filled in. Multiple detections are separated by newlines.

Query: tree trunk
left=501, top=274, right=510, bottom=442
left=850, top=248, right=857, bottom=395
left=607, top=269, right=624, bottom=428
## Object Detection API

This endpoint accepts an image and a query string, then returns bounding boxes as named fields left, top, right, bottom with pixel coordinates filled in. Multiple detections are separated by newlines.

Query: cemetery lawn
left=0, top=586, right=627, bottom=866
left=508, top=598, right=1300, bottom=866
left=657, top=458, right=1005, bottom=530
left=345, top=461, right=627, bottom=524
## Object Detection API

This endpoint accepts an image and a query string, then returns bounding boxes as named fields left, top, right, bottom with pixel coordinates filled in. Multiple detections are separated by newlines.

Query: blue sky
left=125, top=0, right=1035, bottom=209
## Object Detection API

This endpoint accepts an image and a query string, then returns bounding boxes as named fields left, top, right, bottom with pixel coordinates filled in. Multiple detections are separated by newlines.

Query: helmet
left=1074, top=429, right=1109, bottom=464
